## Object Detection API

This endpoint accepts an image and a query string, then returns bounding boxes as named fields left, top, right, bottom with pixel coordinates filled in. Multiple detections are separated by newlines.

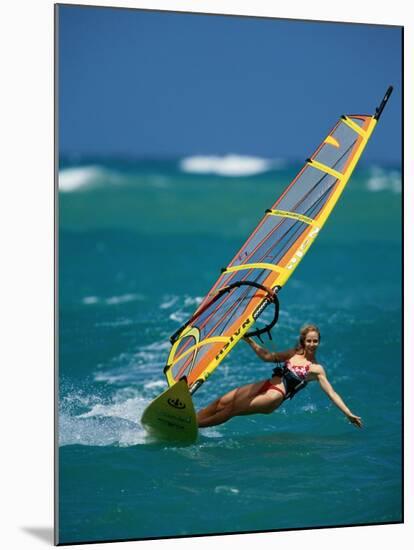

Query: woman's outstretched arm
left=243, top=336, right=295, bottom=363
left=313, top=365, right=363, bottom=428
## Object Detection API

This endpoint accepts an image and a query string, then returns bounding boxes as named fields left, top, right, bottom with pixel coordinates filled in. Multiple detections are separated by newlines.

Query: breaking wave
left=365, top=166, right=401, bottom=193
left=58, top=165, right=121, bottom=192
left=179, top=154, right=285, bottom=177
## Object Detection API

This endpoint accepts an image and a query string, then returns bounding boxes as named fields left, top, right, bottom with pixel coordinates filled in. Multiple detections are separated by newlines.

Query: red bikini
left=257, top=379, right=286, bottom=399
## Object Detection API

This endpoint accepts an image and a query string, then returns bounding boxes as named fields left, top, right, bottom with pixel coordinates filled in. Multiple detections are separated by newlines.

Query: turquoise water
left=57, top=157, right=402, bottom=544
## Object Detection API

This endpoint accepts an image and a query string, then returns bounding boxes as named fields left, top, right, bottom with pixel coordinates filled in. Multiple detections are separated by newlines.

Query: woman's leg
left=197, top=381, right=284, bottom=428
left=196, top=386, right=242, bottom=428
left=197, top=401, right=237, bottom=428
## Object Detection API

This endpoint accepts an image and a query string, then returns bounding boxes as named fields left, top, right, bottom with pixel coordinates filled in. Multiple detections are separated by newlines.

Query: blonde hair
left=296, top=324, right=320, bottom=353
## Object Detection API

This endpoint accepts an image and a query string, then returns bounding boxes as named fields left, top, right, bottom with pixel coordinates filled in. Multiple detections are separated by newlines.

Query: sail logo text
left=286, top=227, right=320, bottom=270
left=215, top=319, right=251, bottom=361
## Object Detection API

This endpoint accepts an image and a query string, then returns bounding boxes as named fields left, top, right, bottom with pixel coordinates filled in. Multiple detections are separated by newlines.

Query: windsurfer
left=196, top=324, right=362, bottom=429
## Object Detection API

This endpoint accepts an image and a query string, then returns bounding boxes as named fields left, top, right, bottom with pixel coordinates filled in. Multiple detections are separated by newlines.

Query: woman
left=197, top=324, right=362, bottom=429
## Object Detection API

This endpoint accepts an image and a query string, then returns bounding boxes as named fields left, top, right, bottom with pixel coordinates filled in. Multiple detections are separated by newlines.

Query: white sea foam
left=105, top=294, right=143, bottom=305
left=366, top=166, right=401, bottom=193
left=144, top=379, right=166, bottom=390
left=83, top=296, right=99, bottom=304
left=94, top=372, right=132, bottom=384
left=82, top=294, right=145, bottom=306
left=140, top=339, right=171, bottom=352
left=77, top=396, right=144, bottom=422
left=59, top=390, right=150, bottom=447
left=92, top=339, right=169, bottom=386
left=94, top=361, right=155, bottom=386
left=180, top=154, right=284, bottom=177
left=59, top=165, right=120, bottom=192
left=95, top=318, right=134, bottom=328
left=301, top=403, right=318, bottom=413
left=169, top=311, right=189, bottom=324
left=168, top=295, right=203, bottom=323
left=184, top=296, right=203, bottom=307
left=59, top=413, right=146, bottom=447
left=160, top=295, right=179, bottom=310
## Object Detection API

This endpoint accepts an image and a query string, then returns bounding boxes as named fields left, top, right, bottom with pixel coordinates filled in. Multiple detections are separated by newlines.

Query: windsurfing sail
left=164, top=87, right=393, bottom=394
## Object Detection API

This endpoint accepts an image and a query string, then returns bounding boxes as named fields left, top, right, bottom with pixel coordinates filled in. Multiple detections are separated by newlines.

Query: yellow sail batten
left=223, top=262, right=289, bottom=277
left=342, top=116, right=368, bottom=139
left=308, top=159, right=343, bottom=180
left=266, top=209, right=319, bottom=227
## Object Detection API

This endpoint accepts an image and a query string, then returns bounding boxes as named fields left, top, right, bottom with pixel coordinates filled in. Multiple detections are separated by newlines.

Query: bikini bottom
left=257, top=379, right=286, bottom=399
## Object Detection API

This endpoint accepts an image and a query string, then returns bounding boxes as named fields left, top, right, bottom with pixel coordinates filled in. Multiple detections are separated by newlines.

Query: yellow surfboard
left=141, top=378, right=198, bottom=443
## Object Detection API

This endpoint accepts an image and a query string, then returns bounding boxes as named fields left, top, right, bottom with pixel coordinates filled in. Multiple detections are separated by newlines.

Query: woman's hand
left=346, top=413, right=363, bottom=429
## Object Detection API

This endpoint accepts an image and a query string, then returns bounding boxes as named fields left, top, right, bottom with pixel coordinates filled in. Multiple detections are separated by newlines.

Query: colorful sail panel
left=164, top=111, right=379, bottom=391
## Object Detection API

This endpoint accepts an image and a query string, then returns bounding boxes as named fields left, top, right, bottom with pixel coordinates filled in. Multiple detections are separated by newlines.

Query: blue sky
left=58, top=5, right=402, bottom=163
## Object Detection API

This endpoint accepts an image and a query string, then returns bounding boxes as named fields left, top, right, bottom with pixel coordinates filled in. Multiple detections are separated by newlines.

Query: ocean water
left=57, top=155, right=402, bottom=544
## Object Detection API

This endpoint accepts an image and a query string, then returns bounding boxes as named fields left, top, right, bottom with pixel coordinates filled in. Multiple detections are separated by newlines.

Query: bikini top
left=285, top=359, right=311, bottom=381
left=271, top=359, right=311, bottom=400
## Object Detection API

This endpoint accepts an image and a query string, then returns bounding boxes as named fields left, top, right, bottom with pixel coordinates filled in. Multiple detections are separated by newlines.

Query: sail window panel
left=204, top=287, right=258, bottom=337
left=229, top=213, right=323, bottom=275
left=170, top=350, right=193, bottom=380
left=170, top=336, right=198, bottom=379
left=241, top=266, right=277, bottom=289
left=330, top=121, right=360, bottom=153
left=193, top=270, right=242, bottom=320
left=245, top=218, right=307, bottom=267
left=228, top=216, right=281, bottom=268
left=217, top=270, right=243, bottom=288
left=246, top=215, right=294, bottom=263
left=305, top=188, right=334, bottom=219
left=314, top=135, right=358, bottom=172
left=192, top=269, right=259, bottom=336
left=332, top=120, right=361, bottom=144
left=171, top=332, right=198, bottom=362
left=224, top=215, right=311, bottom=283
left=243, top=218, right=298, bottom=265
left=292, top=170, right=337, bottom=220
left=196, top=281, right=265, bottom=338
left=333, top=149, right=357, bottom=175
left=195, top=286, right=244, bottom=336
left=276, top=166, right=337, bottom=217
left=196, top=269, right=246, bottom=319
left=228, top=167, right=338, bottom=273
